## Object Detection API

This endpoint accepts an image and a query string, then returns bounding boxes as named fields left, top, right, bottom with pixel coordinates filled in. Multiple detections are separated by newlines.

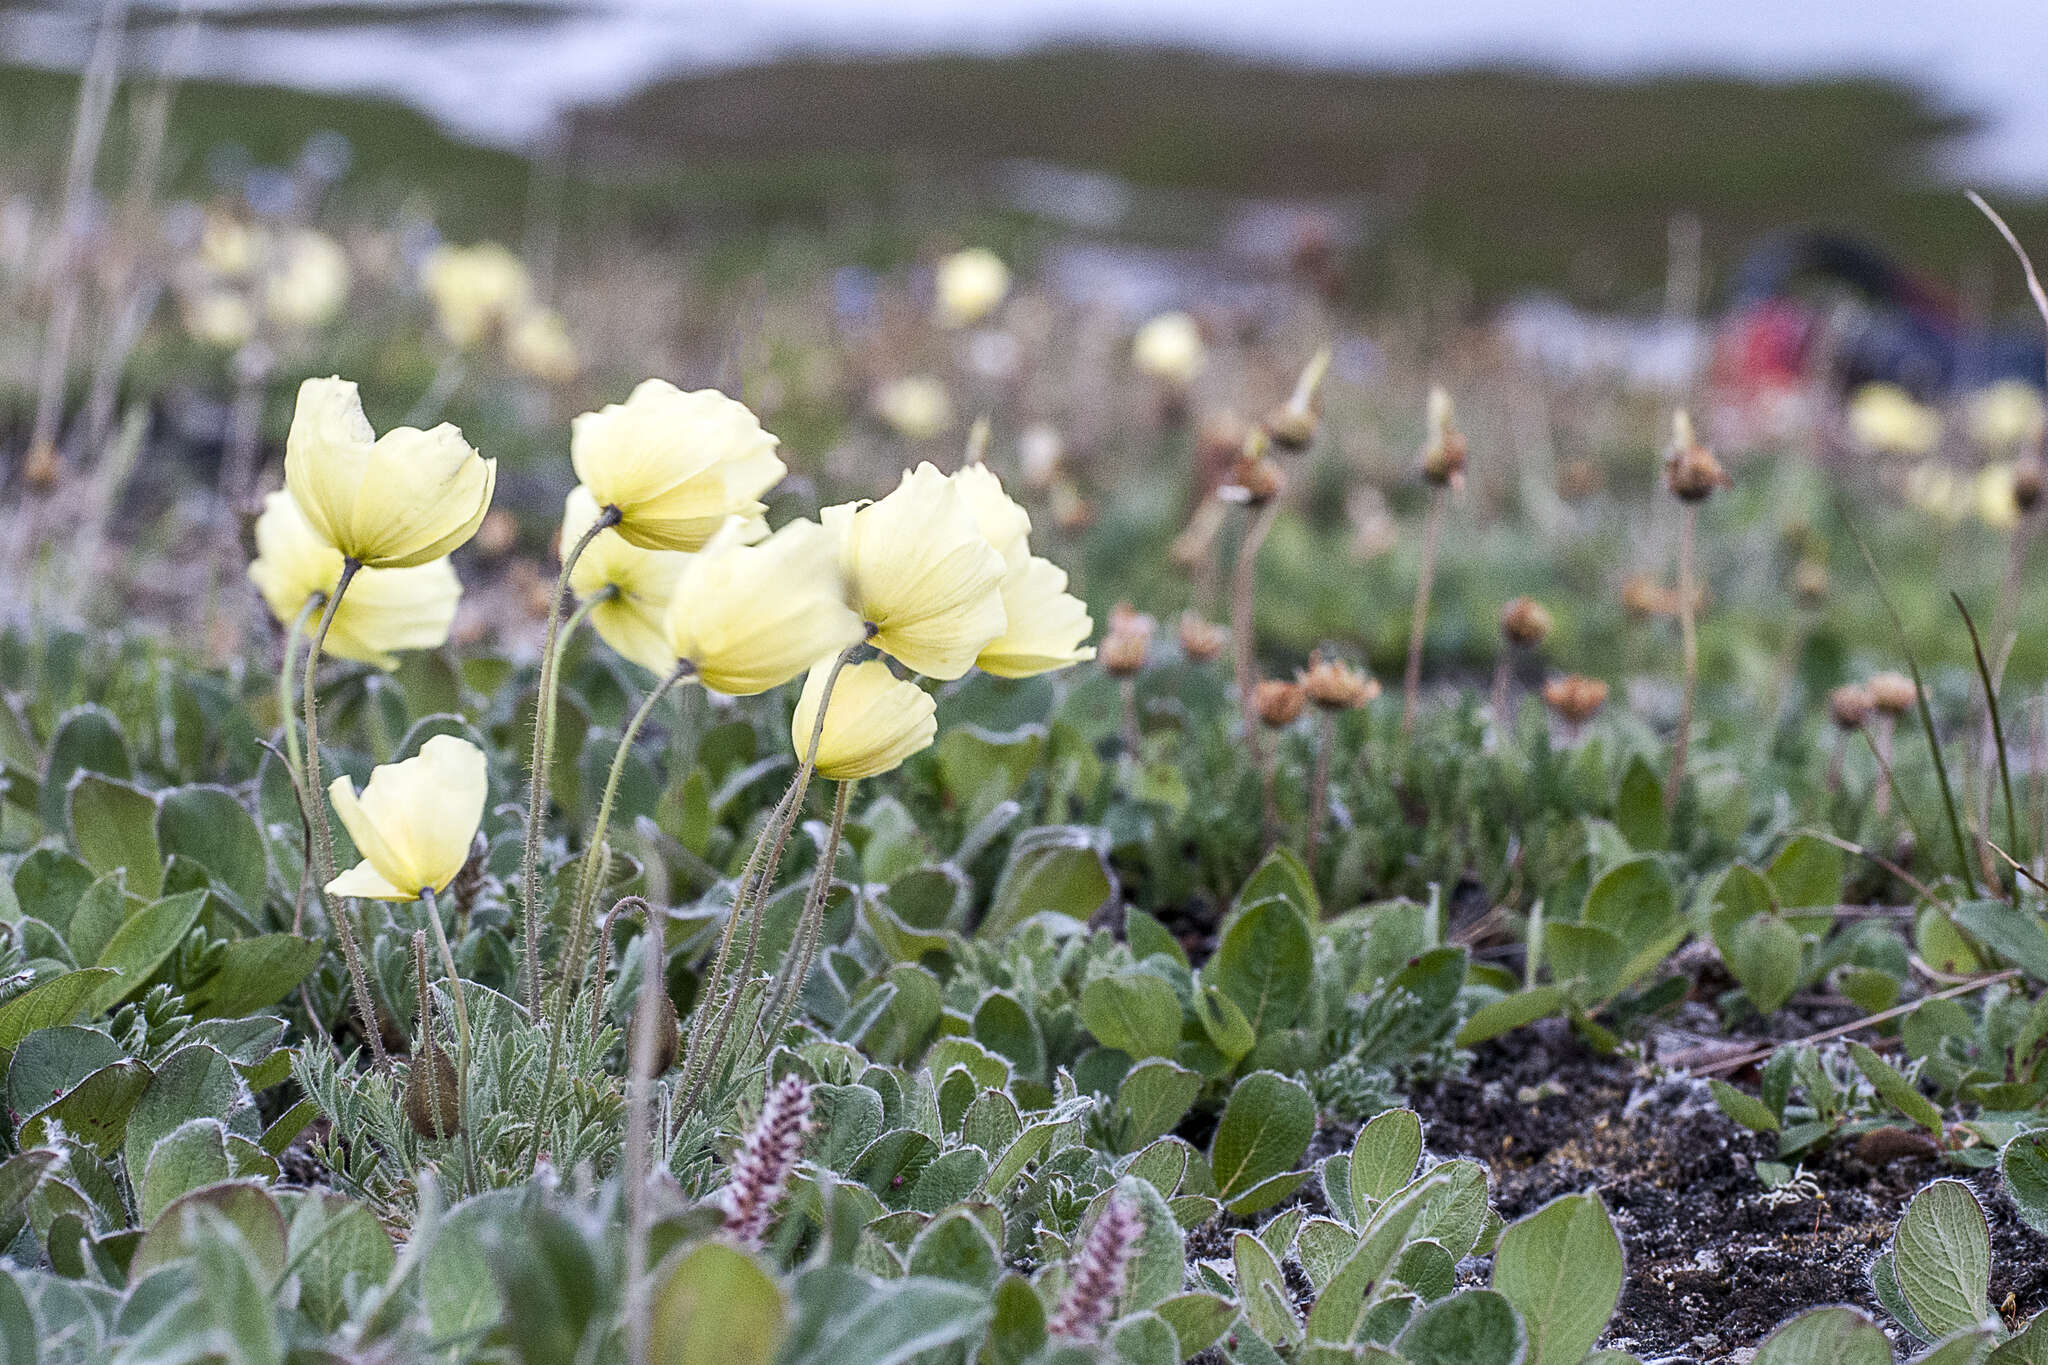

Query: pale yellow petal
left=977, top=556, right=1096, bottom=678
left=326, top=859, right=412, bottom=901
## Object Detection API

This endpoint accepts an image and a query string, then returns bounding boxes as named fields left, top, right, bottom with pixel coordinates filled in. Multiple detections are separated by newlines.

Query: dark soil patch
left=1409, top=1019, right=2048, bottom=1361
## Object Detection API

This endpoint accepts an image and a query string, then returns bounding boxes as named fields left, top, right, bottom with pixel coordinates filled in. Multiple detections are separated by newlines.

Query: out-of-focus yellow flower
left=825, top=463, right=1007, bottom=679
left=951, top=463, right=1032, bottom=566
left=263, top=229, right=349, bottom=330
left=663, top=518, right=863, bottom=695
left=1967, top=380, right=2046, bottom=451
left=420, top=241, right=532, bottom=348
left=571, top=379, right=786, bottom=552
left=326, top=735, right=487, bottom=901
left=934, top=247, right=1011, bottom=327
left=249, top=490, right=460, bottom=670
left=1974, top=463, right=2022, bottom=529
left=1133, top=311, right=1204, bottom=385
left=183, top=288, right=256, bottom=349
left=285, top=376, right=497, bottom=568
left=1848, top=383, right=1941, bottom=456
left=977, top=555, right=1096, bottom=677
left=1904, top=461, right=1968, bottom=523
left=790, top=657, right=935, bottom=779
left=561, top=485, right=692, bottom=675
left=201, top=214, right=257, bottom=278
left=874, top=375, right=954, bottom=442
left=507, top=307, right=580, bottom=383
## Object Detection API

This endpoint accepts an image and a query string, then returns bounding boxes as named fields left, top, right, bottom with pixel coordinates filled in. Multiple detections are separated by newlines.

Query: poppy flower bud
left=1542, top=675, right=1608, bottom=726
left=1253, top=678, right=1306, bottom=727
left=1298, top=651, right=1377, bottom=711
left=1226, top=450, right=1285, bottom=507
left=1263, top=348, right=1332, bottom=453
left=2015, top=455, right=2045, bottom=513
left=404, top=1043, right=462, bottom=1140
left=1099, top=605, right=1154, bottom=678
left=1829, top=684, right=1872, bottom=732
left=1867, top=671, right=1918, bottom=717
left=1177, top=611, right=1228, bottom=662
left=1499, top=597, right=1553, bottom=649
left=1420, top=387, right=1467, bottom=488
left=629, top=988, right=681, bottom=1078
left=1663, top=409, right=1729, bottom=503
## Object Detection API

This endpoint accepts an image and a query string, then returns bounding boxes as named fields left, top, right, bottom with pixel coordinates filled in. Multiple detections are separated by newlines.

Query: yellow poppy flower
left=824, top=462, right=1007, bottom=679
left=262, top=229, right=349, bottom=331
left=284, top=376, right=497, bottom=569
left=951, top=463, right=1032, bottom=566
left=561, top=485, right=694, bottom=676
left=977, top=556, right=1096, bottom=678
left=790, top=658, right=936, bottom=780
left=1133, top=311, right=1203, bottom=385
left=248, top=490, right=460, bottom=670
left=420, top=241, right=532, bottom=348
left=571, top=379, right=787, bottom=552
left=508, top=307, right=580, bottom=383
left=663, top=518, right=864, bottom=695
left=327, top=735, right=487, bottom=901
left=873, top=376, right=954, bottom=442
left=935, top=248, right=1011, bottom=327
left=1848, top=383, right=1941, bottom=456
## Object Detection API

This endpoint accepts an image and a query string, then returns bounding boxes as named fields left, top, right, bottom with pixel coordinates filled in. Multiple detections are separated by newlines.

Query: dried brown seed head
left=1542, top=674, right=1609, bottom=725
left=1253, top=678, right=1306, bottom=727
left=1176, top=611, right=1228, bottom=662
left=1499, top=597, right=1553, bottom=648
left=1297, top=651, right=1378, bottom=711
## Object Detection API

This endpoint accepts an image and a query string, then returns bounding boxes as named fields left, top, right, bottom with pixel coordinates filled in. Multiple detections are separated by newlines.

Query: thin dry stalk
left=1231, top=499, right=1280, bottom=750
left=1401, top=488, right=1447, bottom=737
left=1664, top=503, right=1699, bottom=815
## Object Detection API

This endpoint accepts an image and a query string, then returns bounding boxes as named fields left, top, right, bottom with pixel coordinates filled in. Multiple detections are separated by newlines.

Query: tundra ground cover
left=13, top=49, right=2048, bottom=1365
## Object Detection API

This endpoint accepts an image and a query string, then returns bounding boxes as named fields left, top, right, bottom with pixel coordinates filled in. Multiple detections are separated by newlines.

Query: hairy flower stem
left=1231, top=499, right=1280, bottom=754
left=621, top=913, right=667, bottom=1365
left=420, top=890, right=480, bottom=1192
left=526, top=663, right=686, bottom=1172
left=589, top=895, right=652, bottom=1038
left=1118, top=677, right=1141, bottom=758
left=518, top=509, right=620, bottom=1018
left=677, top=650, right=853, bottom=1124
left=1305, top=710, right=1336, bottom=872
left=756, top=778, right=854, bottom=1052
left=1872, top=716, right=1896, bottom=820
left=1402, top=488, right=1447, bottom=738
left=302, top=559, right=388, bottom=1072
left=1665, top=502, right=1699, bottom=816
left=278, top=596, right=319, bottom=783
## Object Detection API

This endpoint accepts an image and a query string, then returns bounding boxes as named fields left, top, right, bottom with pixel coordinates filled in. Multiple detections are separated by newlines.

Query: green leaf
left=42, top=705, right=132, bottom=834
left=1154, top=1292, right=1236, bottom=1359
left=1725, top=915, right=1803, bottom=1015
left=1753, top=1305, right=1895, bottom=1365
left=129, top=1181, right=287, bottom=1283
left=19, top=1058, right=153, bottom=1157
left=0, top=969, right=122, bottom=1050
left=1892, top=1179, right=1992, bottom=1338
left=1709, top=1079, right=1782, bottom=1133
left=1769, top=833, right=1844, bottom=934
left=2001, top=1130, right=2048, bottom=1235
left=1491, top=1192, right=1624, bottom=1365
left=649, top=1240, right=787, bottom=1365
left=985, top=1274, right=1048, bottom=1365
left=1848, top=1042, right=1943, bottom=1138
left=779, top=1263, right=992, bottom=1365
left=279, top=1190, right=396, bottom=1332
left=1613, top=754, right=1667, bottom=851
left=124, top=1044, right=249, bottom=1182
left=1191, top=977, right=1256, bottom=1065
left=1081, top=972, right=1184, bottom=1060
left=88, top=888, right=207, bottom=1013
left=979, top=826, right=1114, bottom=940
left=157, top=786, right=268, bottom=912
left=1115, top=1059, right=1202, bottom=1153
left=1458, top=986, right=1567, bottom=1047
left=140, top=1117, right=233, bottom=1223
left=183, top=935, right=325, bottom=1018
left=1236, top=847, right=1321, bottom=921
left=6, top=1024, right=122, bottom=1113
left=907, top=1208, right=1002, bottom=1288
left=1116, top=1173, right=1187, bottom=1314
left=422, top=1190, right=522, bottom=1342
left=1209, top=896, right=1315, bottom=1038
left=70, top=774, right=162, bottom=899
left=1952, top=902, right=2048, bottom=986
left=1209, top=1071, right=1314, bottom=1210
left=1394, top=1289, right=1527, bottom=1365
left=1347, top=1108, right=1424, bottom=1222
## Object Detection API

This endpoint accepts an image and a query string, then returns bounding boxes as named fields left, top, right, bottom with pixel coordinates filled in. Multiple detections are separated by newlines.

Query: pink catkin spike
left=721, top=1074, right=812, bottom=1249
left=1048, top=1195, right=1144, bottom=1342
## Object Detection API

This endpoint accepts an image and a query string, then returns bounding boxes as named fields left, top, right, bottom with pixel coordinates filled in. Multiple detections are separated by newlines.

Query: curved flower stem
left=420, top=885, right=479, bottom=1191
left=302, top=559, right=387, bottom=1072
left=518, top=509, right=619, bottom=1018
left=589, top=894, right=652, bottom=1038
left=676, top=647, right=853, bottom=1124
left=1665, top=503, right=1699, bottom=816
left=1401, top=487, right=1447, bottom=738
left=279, top=596, right=319, bottom=783
left=756, top=777, right=854, bottom=1053
left=621, top=906, right=667, bottom=1365
left=527, top=662, right=687, bottom=1173
left=1231, top=499, right=1280, bottom=753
